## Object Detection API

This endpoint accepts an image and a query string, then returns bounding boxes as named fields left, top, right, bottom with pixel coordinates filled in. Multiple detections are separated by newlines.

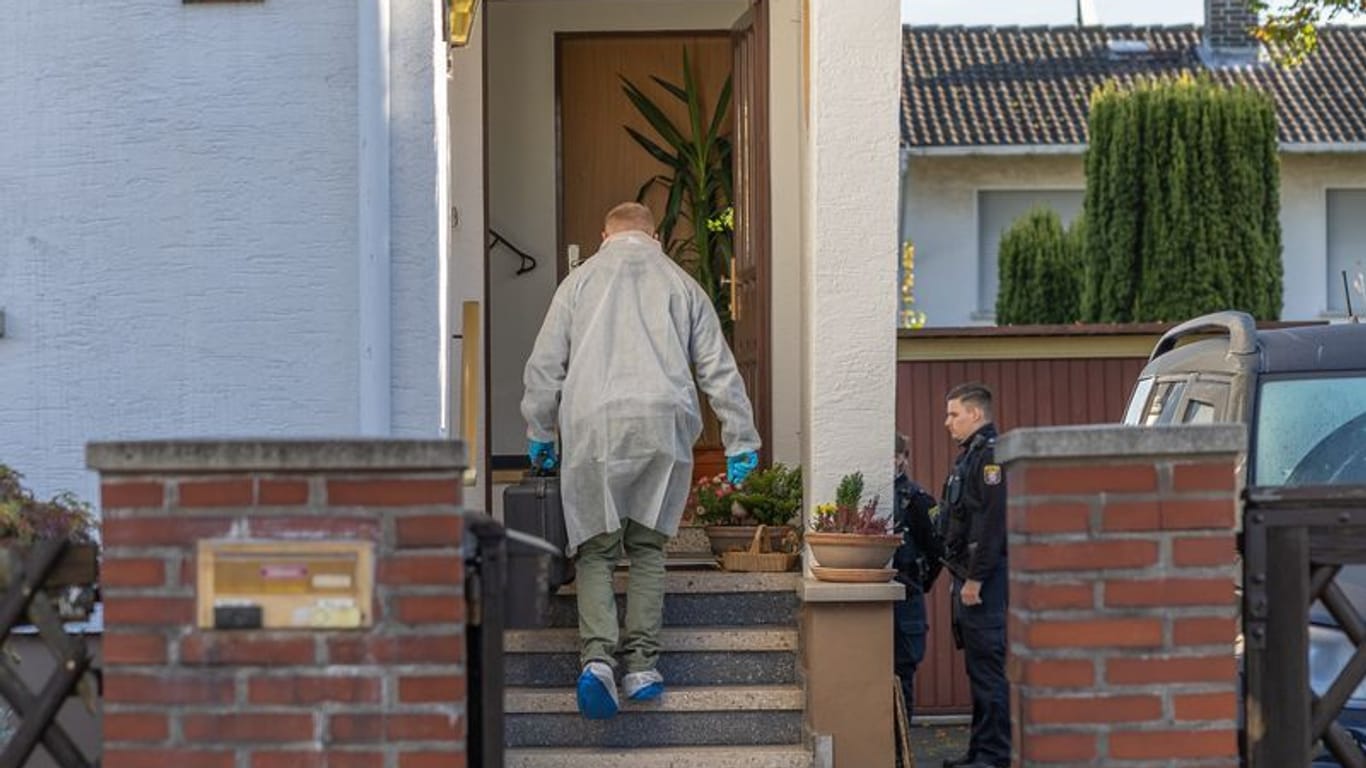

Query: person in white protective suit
left=521, top=201, right=761, bottom=720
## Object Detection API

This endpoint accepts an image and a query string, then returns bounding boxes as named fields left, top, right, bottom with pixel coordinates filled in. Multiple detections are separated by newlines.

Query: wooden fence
left=896, top=324, right=1163, bottom=715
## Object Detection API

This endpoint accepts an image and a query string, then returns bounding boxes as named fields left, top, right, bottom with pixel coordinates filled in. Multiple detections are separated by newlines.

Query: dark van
left=1124, top=311, right=1366, bottom=763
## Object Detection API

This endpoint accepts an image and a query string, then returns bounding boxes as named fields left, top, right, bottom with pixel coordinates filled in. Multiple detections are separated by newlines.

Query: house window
left=1327, top=189, right=1366, bottom=314
left=976, top=190, right=1084, bottom=316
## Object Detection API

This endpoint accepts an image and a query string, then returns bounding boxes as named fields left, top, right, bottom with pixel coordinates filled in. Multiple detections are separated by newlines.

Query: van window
left=1254, top=374, right=1366, bottom=486
left=1142, top=380, right=1187, bottom=426
left=1183, top=399, right=1216, bottom=425
left=1123, top=378, right=1155, bottom=425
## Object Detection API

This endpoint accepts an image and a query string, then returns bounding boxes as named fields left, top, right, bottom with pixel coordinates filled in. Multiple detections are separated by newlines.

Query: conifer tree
left=996, top=207, right=1083, bottom=325
left=1082, top=76, right=1282, bottom=322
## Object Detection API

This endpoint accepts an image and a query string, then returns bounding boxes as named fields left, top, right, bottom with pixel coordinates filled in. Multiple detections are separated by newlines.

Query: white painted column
left=359, top=0, right=393, bottom=435
left=801, top=0, right=901, bottom=520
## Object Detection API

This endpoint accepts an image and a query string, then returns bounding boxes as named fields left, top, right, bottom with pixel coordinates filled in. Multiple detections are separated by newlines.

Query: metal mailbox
left=196, top=540, right=375, bottom=630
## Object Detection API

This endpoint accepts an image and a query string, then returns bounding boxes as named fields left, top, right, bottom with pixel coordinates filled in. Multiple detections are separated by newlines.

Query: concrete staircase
left=503, top=569, right=812, bottom=768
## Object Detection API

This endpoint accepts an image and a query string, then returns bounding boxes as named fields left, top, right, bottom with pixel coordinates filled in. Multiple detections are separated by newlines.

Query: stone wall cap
left=86, top=440, right=467, bottom=473
left=798, top=578, right=905, bottom=603
left=996, top=424, right=1246, bottom=465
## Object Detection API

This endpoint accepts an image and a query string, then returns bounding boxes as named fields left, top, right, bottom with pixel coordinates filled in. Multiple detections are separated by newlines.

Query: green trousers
left=575, top=520, right=670, bottom=672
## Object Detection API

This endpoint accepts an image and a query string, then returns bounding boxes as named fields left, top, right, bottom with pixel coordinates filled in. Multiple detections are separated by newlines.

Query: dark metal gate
left=0, top=540, right=99, bottom=768
left=1244, top=486, right=1366, bottom=767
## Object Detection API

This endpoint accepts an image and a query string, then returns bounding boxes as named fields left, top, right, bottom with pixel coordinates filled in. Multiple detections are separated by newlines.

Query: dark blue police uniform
left=941, top=423, right=1009, bottom=768
left=892, top=473, right=942, bottom=724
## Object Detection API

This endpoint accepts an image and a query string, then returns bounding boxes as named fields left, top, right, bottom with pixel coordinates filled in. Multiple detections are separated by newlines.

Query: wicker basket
left=720, top=525, right=798, bottom=572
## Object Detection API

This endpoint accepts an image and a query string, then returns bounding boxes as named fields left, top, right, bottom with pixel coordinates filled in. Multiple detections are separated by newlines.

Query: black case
left=502, top=472, right=575, bottom=590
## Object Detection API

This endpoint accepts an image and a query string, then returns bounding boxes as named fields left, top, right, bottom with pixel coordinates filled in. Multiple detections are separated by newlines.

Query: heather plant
left=0, top=466, right=97, bottom=545
left=812, top=472, right=891, bottom=535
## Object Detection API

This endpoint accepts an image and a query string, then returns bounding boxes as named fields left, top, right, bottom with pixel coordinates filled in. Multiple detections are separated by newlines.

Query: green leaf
left=625, top=126, right=681, bottom=168
left=650, top=75, right=689, bottom=103
left=636, top=174, right=670, bottom=205
left=681, top=48, right=707, bottom=160
left=658, top=177, right=687, bottom=246
left=620, top=76, right=688, bottom=150
left=706, top=75, right=734, bottom=145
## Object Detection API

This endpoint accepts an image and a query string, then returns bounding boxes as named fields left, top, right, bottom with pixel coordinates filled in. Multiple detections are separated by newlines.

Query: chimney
left=1076, top=0, right=1099, bottom=26
left=1203, top=0, right=1259, bottom=60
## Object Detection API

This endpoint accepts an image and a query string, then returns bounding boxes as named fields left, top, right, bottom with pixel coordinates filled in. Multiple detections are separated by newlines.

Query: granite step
left=549, top=572, right=801, bottom=628
left=504, top=626, right=799, bottom=687
left=666, top=525, right=713, bottom=554
left=505, top=745, right=814, bottom=768
left=504, top=685, right=805, bottom=748
left=559, top=571, right=800, bottom=595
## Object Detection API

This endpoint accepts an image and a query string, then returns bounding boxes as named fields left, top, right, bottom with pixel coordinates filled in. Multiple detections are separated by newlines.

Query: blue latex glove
left=528, top=440, right=559, bottom=472
left=726, top=451, right=759, bottom=485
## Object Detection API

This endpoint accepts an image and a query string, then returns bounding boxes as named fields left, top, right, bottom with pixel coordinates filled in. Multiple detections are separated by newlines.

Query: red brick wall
left=1005, top=446, right=1240, bottom=767
left=96, top=455, right=466, bottom=768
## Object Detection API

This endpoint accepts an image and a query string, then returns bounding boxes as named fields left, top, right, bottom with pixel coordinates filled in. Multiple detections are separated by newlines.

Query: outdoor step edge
left=505, top=684, right=806, bottom=714
left=505, top=744, right=813, bottom=768
left=558, top=570, right=801, bottom=596
left=505, top=626, right=799, bottom=654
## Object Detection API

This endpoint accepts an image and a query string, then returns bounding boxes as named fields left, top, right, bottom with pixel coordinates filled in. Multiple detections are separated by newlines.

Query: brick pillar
left=87, top=440, right=467, bottom=768
left=997, top=425, right=1245, bottom=768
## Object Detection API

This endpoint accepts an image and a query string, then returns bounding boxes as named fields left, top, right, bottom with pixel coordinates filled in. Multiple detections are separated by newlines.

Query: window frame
left=973, top=187, right=1086, bottom=316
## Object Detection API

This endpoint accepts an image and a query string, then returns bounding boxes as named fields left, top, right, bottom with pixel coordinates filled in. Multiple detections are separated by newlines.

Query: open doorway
left=481, top=1, right=770, bottom=516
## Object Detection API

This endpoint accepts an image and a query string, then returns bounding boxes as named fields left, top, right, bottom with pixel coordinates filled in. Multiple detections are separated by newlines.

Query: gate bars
left=1244, top=486, right=1366, bottom=768
left=0, top=539, right=97, bottom=768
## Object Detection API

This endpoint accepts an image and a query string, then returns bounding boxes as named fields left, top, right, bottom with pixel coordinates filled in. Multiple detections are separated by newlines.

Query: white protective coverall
left=521, top=231, right=760, bottom=554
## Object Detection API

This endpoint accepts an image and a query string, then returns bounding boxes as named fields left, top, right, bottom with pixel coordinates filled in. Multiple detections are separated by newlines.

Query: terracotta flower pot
left=704, top=525, right=792, bottom=557
left=805, top=532, right=901, bottom=570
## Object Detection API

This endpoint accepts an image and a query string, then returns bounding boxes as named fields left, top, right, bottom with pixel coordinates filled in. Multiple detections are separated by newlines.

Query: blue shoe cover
left=576, top=662, right=619, bottom=720
left=623, top=669, right=665, bottom=701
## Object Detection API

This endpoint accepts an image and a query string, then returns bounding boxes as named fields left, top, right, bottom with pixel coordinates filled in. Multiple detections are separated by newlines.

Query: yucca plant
left=620, top=48, right=734, bottom=332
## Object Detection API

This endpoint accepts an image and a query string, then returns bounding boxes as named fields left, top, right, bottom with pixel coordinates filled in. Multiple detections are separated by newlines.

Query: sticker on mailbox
left=260, top=564, right=308, bottom=580
left=312, top=573, right=353, bottom=590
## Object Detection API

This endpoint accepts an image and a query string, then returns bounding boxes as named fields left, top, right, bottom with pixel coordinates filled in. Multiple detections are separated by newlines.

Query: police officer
left=939, top=383, right=1009, bottom=768
left=893, top=432, right=942, bottom=734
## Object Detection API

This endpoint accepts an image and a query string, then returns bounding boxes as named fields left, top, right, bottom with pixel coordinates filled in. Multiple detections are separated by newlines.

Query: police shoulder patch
left=983, top=464, right=1002, bottom=485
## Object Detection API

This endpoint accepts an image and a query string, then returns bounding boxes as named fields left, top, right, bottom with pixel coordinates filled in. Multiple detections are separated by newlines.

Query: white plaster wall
left=0, top=1, right=441, bottom=502
left=902, top=151, right=1366, bottom=326
left=902, top=154, right=1085, bottom=328
left=484, top=0, right=748, bottom=458
left=389, top=0, right=444, bottom=437
left=1278, top=154, right=1366, bottom=319
left=803, top=0, right=901, bottom=515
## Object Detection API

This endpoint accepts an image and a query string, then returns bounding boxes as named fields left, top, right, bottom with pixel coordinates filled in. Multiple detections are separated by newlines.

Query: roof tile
left=902, top=25, right=1366, bottom=147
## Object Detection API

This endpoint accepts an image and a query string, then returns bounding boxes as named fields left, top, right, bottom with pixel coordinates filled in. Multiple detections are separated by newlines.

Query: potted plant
left=806, top=472, right=901, bottom=581
left=0, top=465, right=99, bottom=618
left=621, top=48, right=736, bottom=477
left=689, top=463, right=801, bottom=558
left=620, top=48, right=735, bottom=334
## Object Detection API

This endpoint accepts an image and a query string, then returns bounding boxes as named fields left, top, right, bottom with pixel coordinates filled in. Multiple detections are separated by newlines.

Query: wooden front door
left=556, top=29, right=772, bottom=476
left=556, top=32, right=732, bottom=277
left=730, top=3, right=772, bottom=463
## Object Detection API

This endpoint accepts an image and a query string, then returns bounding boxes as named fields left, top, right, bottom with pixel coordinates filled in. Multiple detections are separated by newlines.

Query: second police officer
left=939, top=383, right=1009, bottom=768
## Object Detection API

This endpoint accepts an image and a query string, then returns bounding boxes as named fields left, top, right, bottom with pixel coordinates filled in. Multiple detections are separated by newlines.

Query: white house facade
left=2, top=0, right=902, bottom=550
left=1, top=0, right=446, bottom=502
left=899, top=1, right=1366, bottom=327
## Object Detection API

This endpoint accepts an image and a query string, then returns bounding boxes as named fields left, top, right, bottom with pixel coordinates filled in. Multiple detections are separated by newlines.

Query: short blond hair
left=604, top=202, right=656, bottom=235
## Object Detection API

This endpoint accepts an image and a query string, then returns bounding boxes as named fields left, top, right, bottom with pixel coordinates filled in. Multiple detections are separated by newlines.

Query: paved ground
left=904, top=724, right=970, bottom=768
